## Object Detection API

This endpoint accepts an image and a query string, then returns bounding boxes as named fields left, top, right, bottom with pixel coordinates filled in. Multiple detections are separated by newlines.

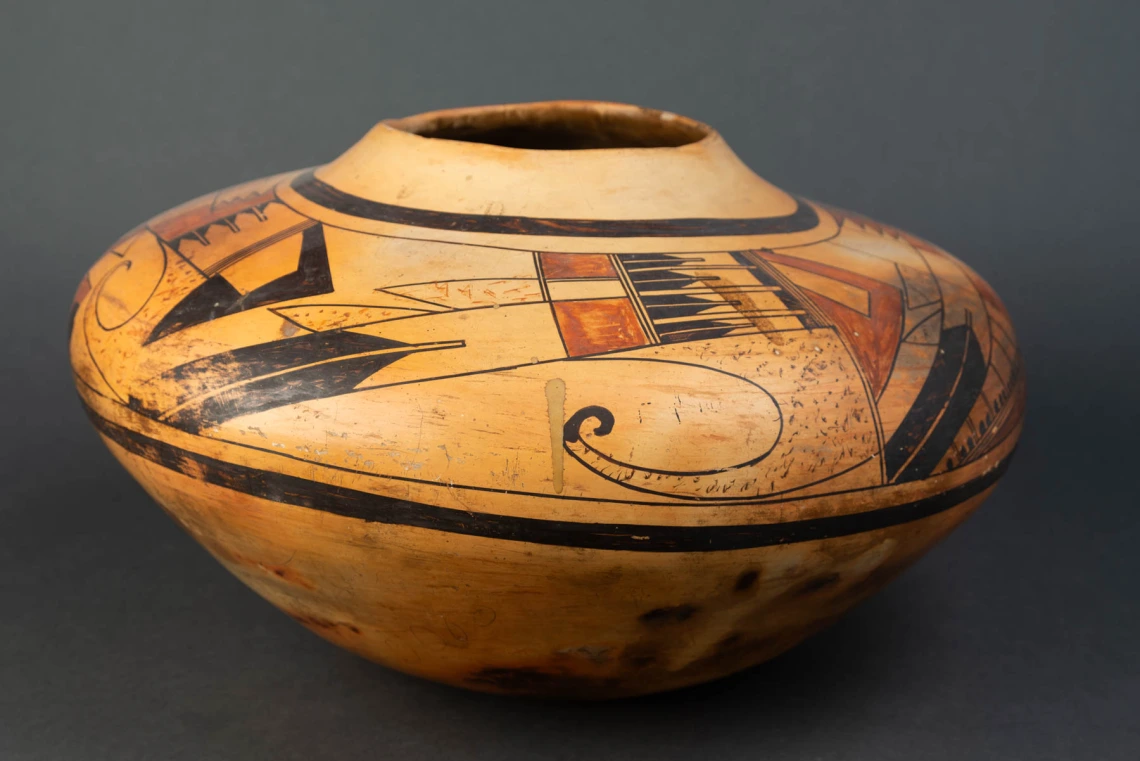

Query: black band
left=290, top=170, right=821, bottom=238
left=84, top=400, right=1012, bottom=553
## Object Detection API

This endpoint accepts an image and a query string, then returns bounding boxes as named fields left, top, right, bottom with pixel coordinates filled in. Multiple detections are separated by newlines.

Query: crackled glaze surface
left=72, top=102, right=1024, bottom=697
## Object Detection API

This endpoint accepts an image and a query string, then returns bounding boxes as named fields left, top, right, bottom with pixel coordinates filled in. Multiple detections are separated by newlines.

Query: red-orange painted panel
left=758, top=250, right=903, bottom=397
left=553, top=298, right=648, bottom=357
left=150, top=187, right=278, bottom=242
left=540, top=252, right=618, bottom=280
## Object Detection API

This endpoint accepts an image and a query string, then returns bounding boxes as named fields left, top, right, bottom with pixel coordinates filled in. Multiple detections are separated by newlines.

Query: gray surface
left=1, top=1, right=1137, bottom=758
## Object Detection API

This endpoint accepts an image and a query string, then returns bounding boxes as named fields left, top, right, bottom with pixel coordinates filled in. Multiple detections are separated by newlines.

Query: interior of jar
left=388, top=104, right=711, bottom=150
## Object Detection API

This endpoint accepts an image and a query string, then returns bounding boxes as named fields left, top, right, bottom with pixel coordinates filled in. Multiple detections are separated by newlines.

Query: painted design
left=70, top=103, right=1028, bottom=700
left=72, top=174, right=1025, bottom=549
left=82, top=397, right=1013, bottom=553
left=146, top=224, right=333, bottom=344
left=290, top=169, right=823, bottom=237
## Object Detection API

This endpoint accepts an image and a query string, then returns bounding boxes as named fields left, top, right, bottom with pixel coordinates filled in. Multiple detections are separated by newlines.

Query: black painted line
left=371, top=287, right=454, bottom=310
left=201, top=219, right=317, bottom=277
left=875, top=264, right=908, bottom=403
left=381, top=276, right=541, bottom=289
left=290, top=170, right=821, bottom=239
left=73, top=371, right=115, bottom=402
left=83, top=401, right=1012, bottom=553
left=152, top=233, right=207, bottom=278
left=897, top=329, right=988, bottom=481
left=621, top=264, right=761, bottom=273
left=542, top=276, right=624, bottom=283
left=886, top=325, right=984, bottom=481
left=85, top=343, right=1015, bottom=507
left=268, top=309, right=317, bottom=333
left=532, top=251, right=552, bottom=303
left=79, top=277, right=129, bottom=404
left=275, top=181, right=834, bottom=256
left=901, top=309, right=942, bottom=344
left=611, top=256, right=659, bottom=343
left=749, top=247, right=887, bottom=478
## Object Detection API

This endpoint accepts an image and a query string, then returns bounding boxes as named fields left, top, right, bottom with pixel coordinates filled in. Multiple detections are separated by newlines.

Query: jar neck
left=312, top=101, right=798, bottom=221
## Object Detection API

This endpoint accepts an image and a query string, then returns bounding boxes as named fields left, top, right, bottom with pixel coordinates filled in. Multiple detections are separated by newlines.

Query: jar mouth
left=384, top=101, right=713, bottom=151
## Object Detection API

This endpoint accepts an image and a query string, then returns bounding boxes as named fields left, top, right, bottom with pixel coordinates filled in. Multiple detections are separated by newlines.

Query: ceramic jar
left=71, top=102, right=1024, bottom=697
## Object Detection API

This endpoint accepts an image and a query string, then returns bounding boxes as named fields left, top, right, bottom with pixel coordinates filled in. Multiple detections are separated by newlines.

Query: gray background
left=2, top=1, right=1137, bottom=759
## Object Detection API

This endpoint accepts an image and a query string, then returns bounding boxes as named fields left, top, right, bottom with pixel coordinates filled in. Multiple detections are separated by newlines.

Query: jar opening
left=388, top=103, right=711, bottom=150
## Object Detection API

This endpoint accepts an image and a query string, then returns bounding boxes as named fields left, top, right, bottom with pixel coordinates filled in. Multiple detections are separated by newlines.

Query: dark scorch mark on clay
left=791, top=573, right=842, bottom=597
left=639, top=604, right=699, bottom=627
left=734, top=569, right=760, bottom=592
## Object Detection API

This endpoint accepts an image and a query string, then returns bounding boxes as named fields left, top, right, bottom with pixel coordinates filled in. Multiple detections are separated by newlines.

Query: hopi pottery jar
left=72, top=101, right=1024, bottom=698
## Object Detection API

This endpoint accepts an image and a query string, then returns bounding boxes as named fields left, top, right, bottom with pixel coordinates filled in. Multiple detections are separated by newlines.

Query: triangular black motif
left=144, top=274, right=242, bottom=345
left=155, top=331, right=463, bottom=432
left=235, top=224, right=334, bottom=312
left=145, top=224, right=334, bottom=345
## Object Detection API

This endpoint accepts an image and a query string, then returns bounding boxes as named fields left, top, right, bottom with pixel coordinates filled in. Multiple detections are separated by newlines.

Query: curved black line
left=82, top=400, right=1013, bottom=553
left=81, top=278, right=128, bottom=404
left=563, top=401, right=782, bottom=478
left=559, top=355, right=785, bottom=481
left=385, top=277, right=540, bottom=288
left=72, top=370, right=115, bottom=402
left=556, top=355, right=788, bottom=480
left=875, top=263, right=908, bottom=403
left=562, top=447, right=876, bottom=502
left=563, top=406, right=615, bottom=443
left=902, top=308, right=943, bottom=344
left=291, top=170, right=821, bottom=238
left=274, top=180, right=834, bottom=255
left=92, top=244, right=168, bottom=332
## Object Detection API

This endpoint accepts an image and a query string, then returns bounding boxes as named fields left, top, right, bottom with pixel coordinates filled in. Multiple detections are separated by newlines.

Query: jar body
left=71, top=103, right=1024, bottom=697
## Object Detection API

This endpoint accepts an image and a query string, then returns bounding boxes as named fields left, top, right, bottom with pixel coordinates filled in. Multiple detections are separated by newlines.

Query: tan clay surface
left=71, top=102, right=1024, bottom=697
